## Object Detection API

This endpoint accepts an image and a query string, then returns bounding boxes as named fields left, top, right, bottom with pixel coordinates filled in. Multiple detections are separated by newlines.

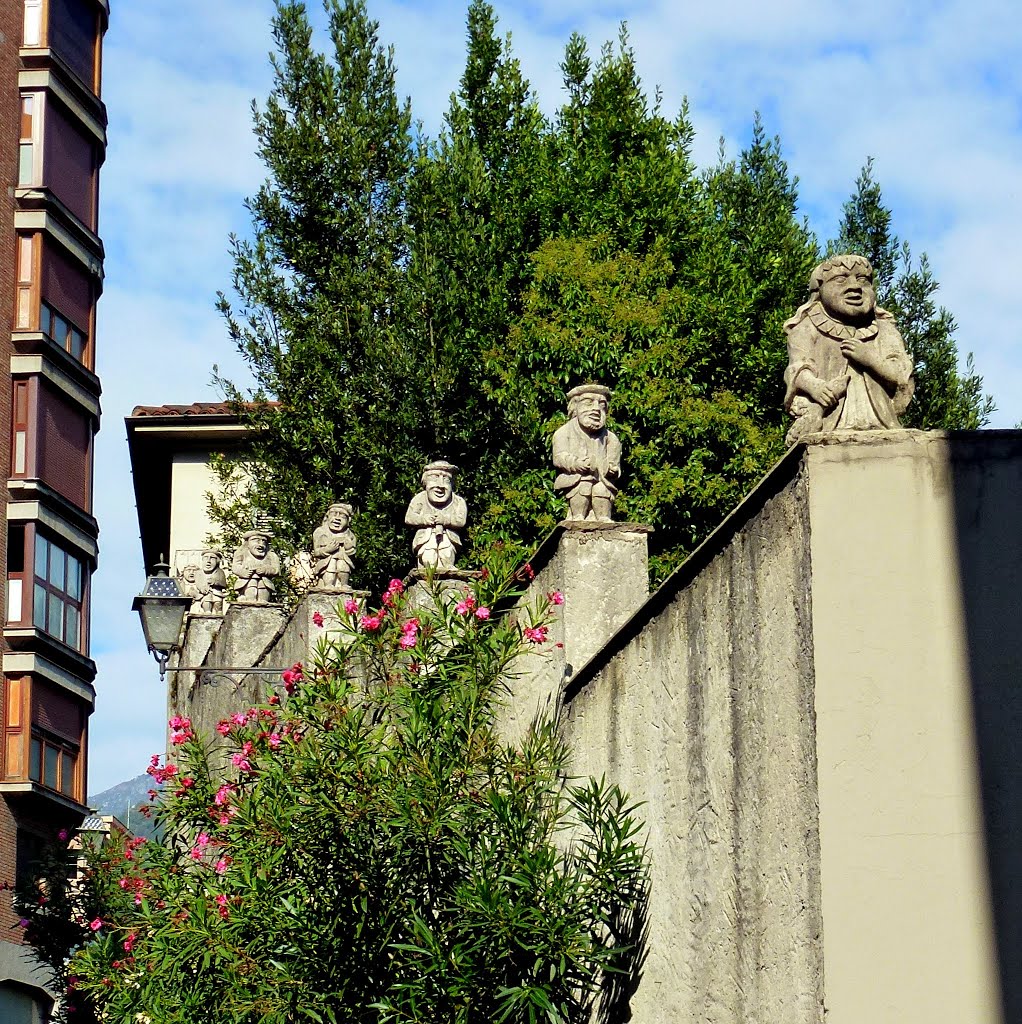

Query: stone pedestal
left=500, top=520, right=652, bottom=747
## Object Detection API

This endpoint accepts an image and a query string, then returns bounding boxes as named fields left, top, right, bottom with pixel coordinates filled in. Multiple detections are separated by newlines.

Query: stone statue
left=783, top=254, right=914, bottom=444
left=312, top=502, right=357, bottom=590
left=178, top=563, right=203, bottom=612
left=405, top=461, right=467, bottom=569
left=197, top=549, right=227, bottom=613
left=552, top=384, right=622, bottom=522
left=230, top=529, right=280, bottom=603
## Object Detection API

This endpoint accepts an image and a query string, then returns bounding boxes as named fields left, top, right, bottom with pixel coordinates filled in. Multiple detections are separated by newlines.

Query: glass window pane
left=65, top=604, right=79, bottom=649
left=29, top=738, right=41, bottom=781
left=52, top=314, right=68, bottom=346
left=66, top=557, right=80, bottom=600
left=44, top=745, right=59, bottom=788
left=33, top=583, right=46, bottom=627
left=48, top=593, right=63, bottom=640
left=18, top=143, right=33, bottom=186
left=48, top=545, right=64, bottom=588
left=14, top=431, right=26, bottom=474
left=61, top=752, right=74, bottom=796
left=39, top=304, right=50, bottom=336
left=70, top=329, right=84, bottom=361
left=34, top=536, right=47, bottom=579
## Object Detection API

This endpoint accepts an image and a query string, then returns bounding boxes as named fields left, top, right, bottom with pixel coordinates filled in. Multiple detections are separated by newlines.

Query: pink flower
left=455, top=595, right=476, bottom=616
left=89, top=919, right=103, bottom=932
left=168, top=714, right=190, bottom=730
left=216, top=720, right=232, bottom=736
left=214, top=784, right=235, bottom=806
left=214, top=857, right=231, bottom=875
left=232, top=712, right=248, bottom=726
left=475, top=606, right=490, bottom=620
left=215, top=894, right=228, bottom=907
left=523, top=625, right=548, bottom=644
left=230, top=752, right=253, bottom=773
left=359, top=614, right=382, bottom=631
left=170, top=729, right=190, bottom=746
left=123, top=933, right=136, bottom=952
left=57, top=829, right=68, bottom=842
left=548, top=591, right=564, bottom=606
left=522, top=563, right=535, bottom=581
left=343, top=598, right=359, bottom=615
left=312, top=611, right=324, bottom=627
left=399, top=633, right=417, bottom=650
left=267, top=733, right=282, bottom=749
left=17, top=918, right=28, bottom=928
left=387, top=579, right=404, bottom=595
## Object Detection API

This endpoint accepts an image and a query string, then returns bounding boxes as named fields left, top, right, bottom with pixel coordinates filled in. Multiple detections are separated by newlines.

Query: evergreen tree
left=831, top=159, right=994, bottom=430
left=213, top=0, right=422, bottom=586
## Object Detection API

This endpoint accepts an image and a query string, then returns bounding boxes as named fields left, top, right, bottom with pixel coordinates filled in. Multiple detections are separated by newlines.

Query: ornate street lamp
left=132, top=558, right=192, bottom=679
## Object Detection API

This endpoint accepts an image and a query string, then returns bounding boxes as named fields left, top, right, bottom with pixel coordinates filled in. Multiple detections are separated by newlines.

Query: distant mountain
left=88, top=773, right=160, bottom=839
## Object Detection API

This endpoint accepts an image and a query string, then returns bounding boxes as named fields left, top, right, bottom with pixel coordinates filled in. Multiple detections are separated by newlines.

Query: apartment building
left=0, top=0, right=107, bottom=1016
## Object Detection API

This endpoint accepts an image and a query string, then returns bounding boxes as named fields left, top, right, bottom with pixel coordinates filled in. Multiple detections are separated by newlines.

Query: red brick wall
left=43, top=96, right=97, bottom=228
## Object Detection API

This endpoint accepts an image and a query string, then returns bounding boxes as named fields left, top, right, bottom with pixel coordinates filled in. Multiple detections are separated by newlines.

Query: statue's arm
left=405, top=495, right=432, bottom=527
left=552, top=424, right=590, bottom=474
left=606, top=432, right=622, bottom=478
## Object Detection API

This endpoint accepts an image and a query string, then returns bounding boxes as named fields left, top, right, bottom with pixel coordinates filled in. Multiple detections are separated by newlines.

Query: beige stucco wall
left=168, top=453, right=250, bottom=571
left=806, top=432, right=1016, bottom=1024
left=561, top=455, right=824, bottom=1023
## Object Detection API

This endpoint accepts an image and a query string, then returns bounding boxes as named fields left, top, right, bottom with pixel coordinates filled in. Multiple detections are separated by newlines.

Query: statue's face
left=819, top=264, right=875, bottom=322
left=247, top=535, right=269, bottom=558
left=327, top=508, right=347, bottom=532
left=182, top=566, right=198, bottom=583
left=576, top=394, right=608, bottom=433
left=201, top=552, right=218, bottom=572
left=424, top=472, right=452, bottom=507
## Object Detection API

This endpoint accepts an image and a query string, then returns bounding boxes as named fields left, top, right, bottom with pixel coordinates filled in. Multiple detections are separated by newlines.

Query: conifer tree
left=214, top=0, right=422, bottom=583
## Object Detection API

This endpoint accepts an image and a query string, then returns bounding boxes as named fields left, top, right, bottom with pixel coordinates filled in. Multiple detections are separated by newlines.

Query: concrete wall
left=172, top=430, right=1022, bottom=1024
left=554, top=429, right=1022, bottom=1024
left=559, top=452, right=823, bottom=1024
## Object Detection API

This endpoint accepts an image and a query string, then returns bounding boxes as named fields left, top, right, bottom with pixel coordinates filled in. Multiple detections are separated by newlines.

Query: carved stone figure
left=197, top=549, right=227, bottom=614
left=784, top=254, right=914, bottom=444
left=405, top=461, right=467, bottom=569
left=231, top=529, right=280, bottom=603
left=312, top=502, right=357, bottom=589
left=552, top=384, right=622, bottom=522
left=178, top=564, right=204, bottom=612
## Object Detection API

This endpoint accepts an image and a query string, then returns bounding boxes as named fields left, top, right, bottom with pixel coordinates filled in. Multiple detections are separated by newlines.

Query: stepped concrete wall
left=173, top=429, right=1022, bottom=1024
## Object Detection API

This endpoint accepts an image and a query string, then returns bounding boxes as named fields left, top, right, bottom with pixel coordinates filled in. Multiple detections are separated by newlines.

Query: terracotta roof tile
left=129, top=401, right=277, bottom=418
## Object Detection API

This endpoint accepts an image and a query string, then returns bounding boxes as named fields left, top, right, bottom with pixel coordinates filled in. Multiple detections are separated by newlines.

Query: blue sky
left=88, top=0, right=1022, bottom=793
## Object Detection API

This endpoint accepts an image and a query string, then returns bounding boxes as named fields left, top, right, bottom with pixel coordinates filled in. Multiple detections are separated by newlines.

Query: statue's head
left=811, top=254, right=876, bottom=324
left=242, top=530, right=271, bottom=558
left=200, top=550, right=220, bottom=572
left=181, top=564, right=199, bottom=583
left=567, top=384, right=611, bottom=435
left=421, top=460, right=457, bottom=508
left=324, top=502, right=352, bottom=532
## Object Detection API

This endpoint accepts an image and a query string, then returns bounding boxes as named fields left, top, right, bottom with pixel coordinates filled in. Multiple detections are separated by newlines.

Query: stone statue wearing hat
left=405, top=461, right=467, bottom=569
left=231, top=529, right=280, bottom=603
left=312, top=502, right=357, bottom=590
left=783, top=254, right=914, bottom=445
left=552, top=384, right=622, bottom=522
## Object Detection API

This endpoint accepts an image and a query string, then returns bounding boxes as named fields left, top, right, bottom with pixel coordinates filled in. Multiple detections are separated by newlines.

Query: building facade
left=0, top=0, right=107, bottom=1014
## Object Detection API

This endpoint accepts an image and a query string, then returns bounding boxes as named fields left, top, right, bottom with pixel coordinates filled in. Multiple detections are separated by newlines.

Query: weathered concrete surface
left=805, top=430, right=1017, bottom=1024
left=501, top=522, right=650, bottom=749
left=558, top=452, right=823, bottom=1024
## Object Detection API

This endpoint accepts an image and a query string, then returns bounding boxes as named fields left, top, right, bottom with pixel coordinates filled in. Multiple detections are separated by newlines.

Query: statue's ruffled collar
left=807, top=303, right=879, bottom=342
